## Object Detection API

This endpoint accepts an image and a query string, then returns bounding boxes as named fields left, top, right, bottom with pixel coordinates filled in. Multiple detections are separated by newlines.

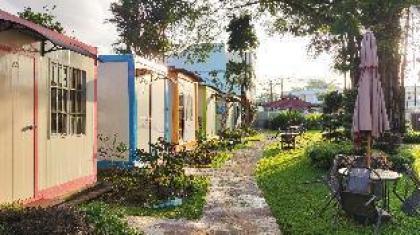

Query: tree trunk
left=376, top=11, right=406, bottom=133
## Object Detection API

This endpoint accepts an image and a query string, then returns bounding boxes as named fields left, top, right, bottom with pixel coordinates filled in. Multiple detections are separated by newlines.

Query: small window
left=50, top=62, right=87, bottom=135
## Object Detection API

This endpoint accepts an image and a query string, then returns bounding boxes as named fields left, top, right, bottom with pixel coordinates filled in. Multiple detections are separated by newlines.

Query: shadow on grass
left=256, top=140, right=420, bottom=235
left=92, top=178, right=209, bottom=221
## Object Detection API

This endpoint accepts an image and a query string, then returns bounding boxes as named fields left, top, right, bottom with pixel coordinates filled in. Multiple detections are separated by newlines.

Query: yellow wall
left=197, top=85, right=218, bottom=139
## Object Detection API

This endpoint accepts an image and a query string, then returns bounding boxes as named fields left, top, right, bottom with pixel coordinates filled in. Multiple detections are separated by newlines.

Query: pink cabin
left=0, top=10, right=97, bottom=204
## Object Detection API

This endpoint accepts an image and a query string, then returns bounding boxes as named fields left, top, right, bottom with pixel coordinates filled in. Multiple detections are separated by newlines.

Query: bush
left=0, top=205, right=93, bottom=235
left=305, top=141, right=355, bottom=169
left=218, top=128, right=242, bottom=143
left=403, top=131, right=420, bottom=144
left=80, top=202, right=138, bottom=235
left=374, top=132, right=402, bottom=154
left=183, top=144, right=217, bottom=167
left=304, top=113, right=322, bottom=130
left=270, top=111, right=304, bottom=130
left=99, top=139, right=196, bottom=206
left=389, top=146, right=417, bottom=171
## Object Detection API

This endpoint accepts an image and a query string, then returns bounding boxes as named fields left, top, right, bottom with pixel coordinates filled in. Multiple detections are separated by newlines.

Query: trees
left=108, top=0, right=219, bottom=60
left=225, top=14, right=258, bottom=126
left=18, top=5, right=64, bottom=33
left=257, top=0, right=419, bottom=132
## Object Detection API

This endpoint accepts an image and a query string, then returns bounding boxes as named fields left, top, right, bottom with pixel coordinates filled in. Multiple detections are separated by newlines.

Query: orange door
left=0, top=53, right=35, bottom=203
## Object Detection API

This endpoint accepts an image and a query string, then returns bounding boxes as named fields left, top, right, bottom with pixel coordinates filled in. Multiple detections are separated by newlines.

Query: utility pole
left=280, top=78, right=284, bottom=98
left=269, top=80, right=273, bottom=102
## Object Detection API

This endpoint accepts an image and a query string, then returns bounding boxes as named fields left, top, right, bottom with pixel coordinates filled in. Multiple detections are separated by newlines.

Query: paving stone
left=128, top=138, right=282, bottom=235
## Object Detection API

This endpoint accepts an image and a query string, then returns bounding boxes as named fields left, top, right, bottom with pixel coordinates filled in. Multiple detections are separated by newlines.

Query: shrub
left=403, top=131, right=420, bottom=144
left=305, top=141, right=355, bottom=169
left=304, top=113, right=322, bottom=130
left=99, top=139, right=196, bottom=206
left=80, top=202, right=138, bottom=235
left=270, top=111, right=304, bottom=130
left=389, top=146, right=417, bottom=171
left=241, top=126, right=258, bottom=137
left=219, top=128, right=242, bottom=143
left=183, top=144, right=217, bottom=167
left=0, top=205, right=93, bottom=235
left=373, top=132, right=402, bottom=154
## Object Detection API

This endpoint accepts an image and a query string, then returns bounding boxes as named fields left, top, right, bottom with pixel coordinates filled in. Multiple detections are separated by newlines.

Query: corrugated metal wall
left=0, top=51, right=35, bottom=202
left=39, top=48, right=95, bottom=191
left=98, top=62, right=130, bottom=162
left=205, top=87, right=217, bottom=138
left=0, top=30, right=96, bottom=203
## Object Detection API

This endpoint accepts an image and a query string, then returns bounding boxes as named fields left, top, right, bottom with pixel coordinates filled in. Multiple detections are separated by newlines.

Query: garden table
left=370, top=169, right=402, bottom=211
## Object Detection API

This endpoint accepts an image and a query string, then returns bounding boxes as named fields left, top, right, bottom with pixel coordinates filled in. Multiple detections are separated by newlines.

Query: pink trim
left=33, top=57, right=39, bottom=197
left=37, top=175, right=96, bottom=200
left=0, top=44, right=12, bottom=52
left=0, top=10, right=97, bottom=57
left=92, top=59, right=98, bottom=177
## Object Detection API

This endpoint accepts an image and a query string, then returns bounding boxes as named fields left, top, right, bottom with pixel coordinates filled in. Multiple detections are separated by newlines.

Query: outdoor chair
left=280, top=133, right=296, bottom=149
left=401, top=165, right=420, bottom=217
left=320, top=155, right=387, bottom=233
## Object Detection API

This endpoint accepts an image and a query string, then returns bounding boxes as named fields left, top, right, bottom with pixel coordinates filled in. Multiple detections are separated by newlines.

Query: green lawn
left=256, top=132, right=420, bottom=235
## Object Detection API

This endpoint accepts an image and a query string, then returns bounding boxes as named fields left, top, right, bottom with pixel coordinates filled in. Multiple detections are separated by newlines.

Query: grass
left=256, top=131, right=420, bottom=235
left=211, top=152, right=233, bottom=168
left=80, top=202, right=140, bottom=235
left=408, top=145, right=420, bottom=177
left=100, top=177, right=209, bottom=220
left=208, top=133, right=264, bottom=169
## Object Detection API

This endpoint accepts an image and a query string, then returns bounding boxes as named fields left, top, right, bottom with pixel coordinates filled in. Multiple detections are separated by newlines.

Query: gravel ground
left=127, top=139, right=281, bottom=235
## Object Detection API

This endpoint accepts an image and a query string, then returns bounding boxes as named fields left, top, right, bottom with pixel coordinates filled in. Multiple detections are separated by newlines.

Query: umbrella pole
left=367, top=133, right=372, bottom=168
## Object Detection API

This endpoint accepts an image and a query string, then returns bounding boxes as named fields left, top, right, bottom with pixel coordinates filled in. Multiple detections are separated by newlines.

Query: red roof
left=264, top=97, right=312, bottom=110
left=0, top=9, right=97, bottom=58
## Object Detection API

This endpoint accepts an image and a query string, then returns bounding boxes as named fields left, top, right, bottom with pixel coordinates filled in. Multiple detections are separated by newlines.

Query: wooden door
left=0, top=53, right=35, bottom=203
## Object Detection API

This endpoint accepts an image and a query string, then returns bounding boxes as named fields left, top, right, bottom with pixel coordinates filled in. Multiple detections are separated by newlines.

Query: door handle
left=22, top=125, right=36, bottom=132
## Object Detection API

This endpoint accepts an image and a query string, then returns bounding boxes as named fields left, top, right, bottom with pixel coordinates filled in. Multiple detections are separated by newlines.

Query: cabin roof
left=169, top=66, right=203, bottom=83
left=264, top=97, right=312, bottom=110
left=0, top=9, right=97, bottom=58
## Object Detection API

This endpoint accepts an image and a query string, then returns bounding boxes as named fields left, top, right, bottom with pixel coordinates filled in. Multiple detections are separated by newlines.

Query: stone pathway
left=127, top=139, right=281, bottom=235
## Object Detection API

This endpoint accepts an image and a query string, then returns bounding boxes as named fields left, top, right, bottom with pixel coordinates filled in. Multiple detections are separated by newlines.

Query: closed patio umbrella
left=352, top=31, right=390, bottom=167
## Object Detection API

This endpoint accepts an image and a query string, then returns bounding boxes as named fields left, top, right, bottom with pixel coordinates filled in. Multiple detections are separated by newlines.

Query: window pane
left=63, top=90, right=68, bottom=113
left=51, top=63, right=58, bottom=86
left=81, top=71, right=86, bottom=113
left=62, top=114, right=67, bottom=133
left=70, top=90, right=76, bottom=113
left=51, top=88, right=57, bottom=112
left=58, top=65, right=62, bottom=87
left=71, top=69, right=77, bottom=89
left=57, top=113, right=62, bottom=133
left=62, top=66, right=68, bottom=87
left=77, top=91, right=82, bottom=113
left=57, top=89, right=63, bottom=112
left=51, top=113, right=57, bottom=133
left=71, top=115, right=77, bottom=134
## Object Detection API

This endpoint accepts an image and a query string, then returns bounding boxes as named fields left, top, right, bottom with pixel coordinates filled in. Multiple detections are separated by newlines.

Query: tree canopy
left=109, top=0, right=220, bottom=60
left=18, top=5, right=64, bottom=33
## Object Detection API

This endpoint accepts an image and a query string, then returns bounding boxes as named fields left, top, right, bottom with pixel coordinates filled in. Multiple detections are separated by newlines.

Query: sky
left=1, top=0, right=344, bottom=94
